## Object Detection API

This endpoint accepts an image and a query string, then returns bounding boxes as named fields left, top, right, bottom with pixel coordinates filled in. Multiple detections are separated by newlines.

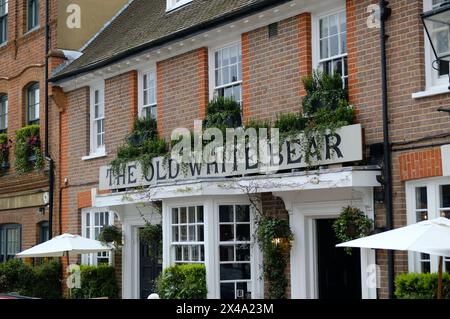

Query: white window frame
left=26, top=83, right=39, bottom=125
left=170, top=205, right=205, bottom=264
left=166, top=0, right=192, bottom=12
left=0, top=0, right=8, bottom=45
left=81, top=208, right=114, bottom=266
left=0, top=94, right=7, bottom=132
left=138, top=68, right=157, bottom=120
left=406, top=176, right=450, bottom=274
left=424, top=0, right=450, bottom=90
left=162, top=197, right=263, bottom=299
left=208, top=40, right=243, bottom=104
left=217, top=203, right=254, bottom=300
left=88, top=82, right=106, bottom=157
left=312, top=7, right=347, bottom=85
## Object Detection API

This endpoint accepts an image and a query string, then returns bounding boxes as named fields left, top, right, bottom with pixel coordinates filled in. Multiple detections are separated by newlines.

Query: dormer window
left=166, top=0, right=192, bottom=12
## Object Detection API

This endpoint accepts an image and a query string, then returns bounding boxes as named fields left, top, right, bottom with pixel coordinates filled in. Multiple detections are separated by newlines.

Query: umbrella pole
left=66, top=252, right=71, bottom=299
left=438, top=256, right=443, bottom=300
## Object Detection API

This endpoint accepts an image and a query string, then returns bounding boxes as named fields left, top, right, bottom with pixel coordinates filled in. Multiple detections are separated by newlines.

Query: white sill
left=82, top=150, right=107, bottom=161
left=412, top=85, right=450, bottom=99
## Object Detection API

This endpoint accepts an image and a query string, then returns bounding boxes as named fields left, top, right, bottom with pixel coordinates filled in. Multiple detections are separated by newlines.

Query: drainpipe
left=379, top=0, right=394, bottom=299
left=44, top=0, right=55, bottom=239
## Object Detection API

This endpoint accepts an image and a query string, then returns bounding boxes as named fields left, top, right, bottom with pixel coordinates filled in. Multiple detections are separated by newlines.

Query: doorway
left=139, top=234, right=162, bottom=299
left=316, top=219, right=361, bottom=299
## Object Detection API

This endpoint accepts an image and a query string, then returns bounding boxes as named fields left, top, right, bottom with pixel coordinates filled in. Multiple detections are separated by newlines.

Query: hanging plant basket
left=333, top=206, right=374, bottom=255
left=99, top=225, right=123, bottom=248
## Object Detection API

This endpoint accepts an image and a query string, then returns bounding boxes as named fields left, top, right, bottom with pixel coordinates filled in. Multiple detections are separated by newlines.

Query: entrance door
left=139, top=236, right=162, bottom=299
left=316, top=219, right=361, bottom=299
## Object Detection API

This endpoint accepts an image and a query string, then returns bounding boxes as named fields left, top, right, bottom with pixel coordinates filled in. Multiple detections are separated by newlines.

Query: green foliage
left=156, top=264, right=207, bottom=299
left=110, top=118, right=168, bottom=175
left=71, top=265, right=119, bottom=299
left=274, top=113, right=307, bottom=140
left=14, top=125, right=45, bottom=174
left=302, top=70, right=349, bottom=114
left=98, top=225, right=123, bottom=248
left=140, top=223, right=162, bottom=246
left=0, top=133, right=11, bottom=165
left=395, top=273, right=450, bottom=299
left=257, top=217, right=294, bottom=299
left=333, top=206, right=374, bottom=255
left=0, top=259, right=62, bottom=299
left=203, top=97, right=242, bottom=133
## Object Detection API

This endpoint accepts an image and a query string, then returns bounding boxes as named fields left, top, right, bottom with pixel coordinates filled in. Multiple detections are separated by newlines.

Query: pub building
left=50, top=0, right=450, bottom=299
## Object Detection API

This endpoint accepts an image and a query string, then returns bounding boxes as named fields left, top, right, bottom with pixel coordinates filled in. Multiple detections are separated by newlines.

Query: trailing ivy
left=14, top=125, right=45, bottom=174
left=257, top=217, right=294, bottom=299
left=333, top=206, right=374, bottom=255
left=110, top=118, right=168, bottom=175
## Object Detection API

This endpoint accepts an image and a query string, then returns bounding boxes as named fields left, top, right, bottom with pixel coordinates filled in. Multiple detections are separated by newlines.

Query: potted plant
left=0, top=133, right=11, bottom=170
left=333, top=206, right=374, bottom=255
left=98, top=225, right=123, bottom=248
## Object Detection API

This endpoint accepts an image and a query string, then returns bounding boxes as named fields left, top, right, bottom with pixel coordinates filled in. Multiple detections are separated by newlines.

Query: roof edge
left=51, top=0, right=292, bottom=83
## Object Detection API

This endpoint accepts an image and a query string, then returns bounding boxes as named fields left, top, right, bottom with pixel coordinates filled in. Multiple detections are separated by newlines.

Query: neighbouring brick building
left=50, top=0, right=450, bottom=300
left=0, top=0, right=133, bottom=277
left=0, top=0, right=61, bottom=263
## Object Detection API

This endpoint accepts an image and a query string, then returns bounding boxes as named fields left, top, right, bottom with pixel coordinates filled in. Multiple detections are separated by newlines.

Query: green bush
left=156, top=264, right=207, bottom=299
left=14, top=125, right=45, bottom=174
left=203, top=97, right=242, bottom=133
left=302, top=70, right=348, bottom=114
left=71, top=265, right=119, bottom=299
left=110, top=118, right=168, bottom=175
left=274, top=113, right=307, bottom=139
left=395, top=273, right=450, bottom=299
left=0, top=259, right=62, bottom=299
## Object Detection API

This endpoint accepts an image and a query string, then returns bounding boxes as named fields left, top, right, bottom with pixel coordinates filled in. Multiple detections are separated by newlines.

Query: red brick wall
left=156, top=48, right=208, bottom=139
left=399, top=148, right=443, bottom=181
left=243, top=16, right=303, bottom=122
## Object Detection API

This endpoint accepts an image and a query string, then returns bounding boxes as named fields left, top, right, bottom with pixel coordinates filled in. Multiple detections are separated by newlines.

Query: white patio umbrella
left=16, top=233, right=112, bottom=260
left=336, top=217, right=450, bottom=299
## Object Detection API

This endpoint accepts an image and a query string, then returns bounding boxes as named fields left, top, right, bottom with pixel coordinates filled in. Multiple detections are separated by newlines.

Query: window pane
left=236, top=206, right=250, bottom=222
left=197, top=225, right=204, bottom=242
left=172, top=208, right=179, bottom=224
left=330, top=35, right=339, bottom=57
left=180, top=207, right=187, bottom=223
left=172, top=226, right=179, bottom=242
left=188, top=206, right=195, bottom=223
left=220, top=206, right=234, bottom=222
left=180, top=226, right=187, bottom=241
left=188, top=225, right=195, bottom=241
left=319, top=17, right=328, bottom=38
left=415, top=187, right=428, bottom=209
left=320, top=39, right=328, bottom=59
left=221, top=283, right=235, bottom=299
left=220, top=264, right=251, bottom=280
left=236, top=245, right=250, bottom=261
left=220, top=225, right=234, bottom=241
left=220, top=245, right=234, bottom=262
left=440, top=185, right=450, bottom=208
left=329, top=14, right=338, bottom=35
left=236, top=225, right=250, bottom=241
left=197, top=206, right=204, bottom=223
